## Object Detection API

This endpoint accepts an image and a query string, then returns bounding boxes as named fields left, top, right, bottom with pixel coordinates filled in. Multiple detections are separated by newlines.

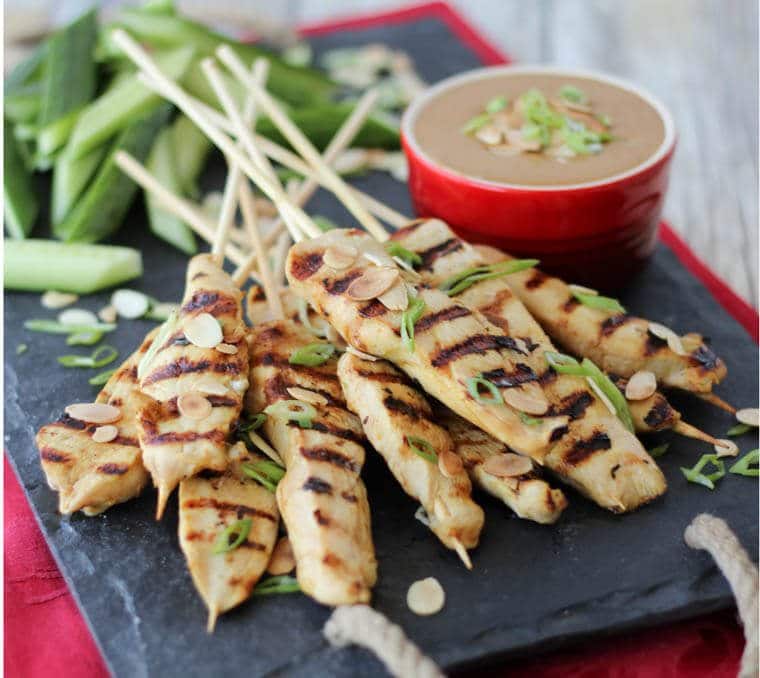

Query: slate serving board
left=4, top=11, right=759, bottom=678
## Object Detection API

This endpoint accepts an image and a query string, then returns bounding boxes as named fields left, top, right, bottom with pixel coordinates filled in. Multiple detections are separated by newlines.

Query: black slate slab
left=4, top=11, right=758, bottom=678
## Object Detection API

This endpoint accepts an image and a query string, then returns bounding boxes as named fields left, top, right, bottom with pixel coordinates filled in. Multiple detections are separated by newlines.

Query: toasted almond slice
left=286, top=387, right=328, bottom=406
left=586, top=376, right=617, bottom=415
left=438, top=449, right=463, bottom=479
left=625, top=371, right=657, bottom=401
left=323, top=245, right=357, bottom=269
left=648, top=322, right=687, bottom=355
left=98, top=305, right=118, bottom=323
left=65, top=403, right=121, bottom=424
left=475, top=124, right=502, bottom=146
left=346, top=267, right=399, bottom=301
left=714, top=438, right=739, bottom=457
left=58, top=308, right=98, bottom=326
left=184, top=312, right=223, bottom=348
left=216, top=343, right=238, bottom=355
left=378, top=281, right=409, bottom=311
left=41, top=291, right=78, bottom=309
left=346, top=345, right=379, bottom=361
left=92, top=425, right=118, bottom=443
left=267, top=536, right=296, bottom=575
left=111, top=289, right=150, bottom=319
left=193, top=376, right=228, bottom=396
left=482, top=453, right=533, bottom=478
left=177, top=392, right=212, bottom=421
left=407, top=577, right=445, bottom=616
left=736, top=408, right=760, bottom=427
left=568, top=283, right=599, bottom=296
left=502, top=384, right=549, bottom=415
left=224, top=325, right=246, bottom=343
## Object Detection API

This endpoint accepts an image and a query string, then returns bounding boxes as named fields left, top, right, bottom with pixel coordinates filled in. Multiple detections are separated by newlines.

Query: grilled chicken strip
left=137, top=254, right=249, bottom=517
left=36, top=332, right=154, bottom=516
left=389, top=220, right=665, bottom=511
left=179, top=442, right=279, bottom=631
left=474, top=244, right=726, bottom=394
left=286, top=229, right=569, bottom=462
left=337, top=352, right=485, bottom=560
left=247, top=319, right=376, bottom=606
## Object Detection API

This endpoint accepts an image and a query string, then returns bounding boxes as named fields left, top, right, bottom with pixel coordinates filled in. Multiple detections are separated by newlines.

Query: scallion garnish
left=253, top=575, right=301, bottom=596
left=242, top=458, right=286, bottom=492
left=544, top=351, right=586, bottom=375
left=16, top=344, right=27, bottom=355
left=66, top=330, right=104, bottom=346
left=681, top=454, right=726, bottom=489
left=400, top=296, right=426, bottom=352
left=58, top=345, right=119, bottom=369
left=571, top=291, right=626, bottom=314
left=440, top=259, right=539, bottom=296
left=297, top=298, right=329, bottom=338
left=559, top=85, right=587, bottom=105
left=406, top=436, right=438, bottom=463
left=466, top=375, right=503, bottom=405
left=288, top=342, right=335, bottom=367
left=89, top=368, right=116, bottom=386
left=727, top=423, right=753, bottom=437
left=519, top=411, right=543, bottom=426
left=485, top=95, right=508, bottom=113
left=461, top=112, right=491, bottom=135
left=212, top=518, right=252, bottom=554
left=648, top=443, right=670, bottom=458
left=729, top=449, right=759, bottom=477
left=240, top=413, right=266, bottom=432
left=137, top=308, right=178, bottom=380
left=24, top=319, right=116, bottom=335
left=385, top=241, right=422, bottom=268
left=264, top=399, right=317, bottom=429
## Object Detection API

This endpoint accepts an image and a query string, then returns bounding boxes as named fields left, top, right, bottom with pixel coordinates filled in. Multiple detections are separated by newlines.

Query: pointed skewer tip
left=698, top=392, right=736, bottom=415
left=206, top=607, right=219, bottom=634
left=673, top=420, right=722, bottom=446
left=452, top=539, right=473, bottom=570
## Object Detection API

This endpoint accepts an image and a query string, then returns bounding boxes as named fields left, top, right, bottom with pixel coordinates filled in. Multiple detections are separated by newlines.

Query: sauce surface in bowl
left=412, top=72, right=666, bottom=187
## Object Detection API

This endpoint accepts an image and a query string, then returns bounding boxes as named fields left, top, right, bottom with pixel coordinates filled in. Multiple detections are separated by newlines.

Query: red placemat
left=4, top=3, right=755, bottom=677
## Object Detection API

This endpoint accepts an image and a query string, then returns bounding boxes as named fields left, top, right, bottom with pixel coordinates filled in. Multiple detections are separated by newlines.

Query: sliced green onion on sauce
left=385, top=241, right=422, bottom=267
left=88, top=368, right=116, bottom=386
left=559, top=84, right=587, bottom=104
left=727, top=423, right=753, bottom=437
left=289, top=342, right=335, bottom=367
left=681, top=454, right=726, bottom=490
left=264, top=399, right=317, bottom=429
left=58, top=344, right=118, bottom=369
left=571, top=291, right=626, bottom=314
left=242, top=458, right=286, bottom=493
left=240, top=413, right=266, bottom=432
left=66, top=330, right=104, bottom=346
left=648, top=443, right=670, bottom=459
left=213, top=518, right=252, bottom=554
left=729, top=449, right=759, bottom=477
left=400, top=296, right=426, bottom=352
left=406, top=435, right=438, bottom=463
left=24, top=319, right=116, bottom=335
left=485, top=95, right=508, bottom=113
left=461, top=112, right=491, bottom=135
left=16, top=344, right=28, bottom=355
left=466, top=375, right=503, bottom=406
left=440, top=259, right=539, bottom=296
left=253, top=575, right=301, bottom=596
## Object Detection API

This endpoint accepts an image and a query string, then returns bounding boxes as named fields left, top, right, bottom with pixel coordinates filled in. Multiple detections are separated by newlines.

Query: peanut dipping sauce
left=411, top=73, right=666, bottom=187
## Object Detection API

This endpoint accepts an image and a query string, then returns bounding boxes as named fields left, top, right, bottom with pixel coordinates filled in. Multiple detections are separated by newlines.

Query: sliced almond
left=98, top=305, right=118, bottom=323
left=224, top=325, right=246, bottom=344
left=177, top=392, right=212, bottom=421
left=586, top=376, right=617, bottom=415
left=65, top=403, right=121, bottom=424
left=183, top=312, right=223, bottom=348
left=714, top=438, right=739, bottom=457
left=346, top=345, right=379, bottom=361
left=267, top=536, right=295, bottom=575
left=736, top=408, right=760, bottom=427
left=438, top=449, right=463, bottom=478
left=568, top=283, right=599, bottom=296
left=41, top=291, right=78, bottom=309
left=377, top=282, right=409, bottom=311
left=216, top=343, right=238, bottom=355
left=474, top=123, right=502, bottom=146
left=286, top=387, right=328, bottom=406
left=346, top=267, right=399, bottom=301
left=407, top=577, right=445, bottom=616
left=625, top=371, right=657, bottom=401
left=193, top=377, right=228, bottom=396
left=323, top=244, right=357, bottom=270
left=482, top=453, right=533, bottom=478
left=502, top=384, right=549, bottom=415
left=92, top=425, right=118, bottom=444
left=648, top=322, right=687, bottom=355
left=58, top=308, right=98, bottom=326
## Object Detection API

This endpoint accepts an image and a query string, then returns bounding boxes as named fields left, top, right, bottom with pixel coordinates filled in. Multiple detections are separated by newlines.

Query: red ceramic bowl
left=401, top=66, right=677, bottom=290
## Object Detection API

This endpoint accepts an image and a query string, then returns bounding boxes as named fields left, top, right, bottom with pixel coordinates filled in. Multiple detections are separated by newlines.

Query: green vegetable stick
left=170, top=114, right=212, bottom=198
left=5, top=41, right=48, bottom=96
left=4, top=83, right=43, bottom=124
left=5, top=239, right=142, bottom=293
left=51, top=144, right=109, bottom=226
left=4, top=120, right=39, bottom=238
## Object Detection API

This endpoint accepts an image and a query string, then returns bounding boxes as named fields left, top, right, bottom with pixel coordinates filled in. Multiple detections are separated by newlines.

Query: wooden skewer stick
left=697, top=393, right=737, bottom=415
left=271, top=230, right=292, bottom=288
left=452, top=539, right=473, bottom=571
left=674, top=420, right=725, bottom=446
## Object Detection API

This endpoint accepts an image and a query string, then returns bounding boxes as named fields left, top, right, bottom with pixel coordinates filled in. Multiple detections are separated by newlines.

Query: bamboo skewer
left=673, top=421, right=725, bottom=446
left=697, top=393, right=737, bottom=415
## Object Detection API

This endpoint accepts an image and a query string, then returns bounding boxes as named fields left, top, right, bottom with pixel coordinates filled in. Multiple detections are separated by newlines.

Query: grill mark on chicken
left=191, top=272, right=207, bottom=281
left=643, top=401, right=673, bottom=428
left=54, top=413, right=87, bottom=431
left=143, top=357, right=243, bottom=385
left=235, top=541, right=268, bottom=551
left=431, top=334, right=527, bottom=367
left=562, top=296, right=581, bottom=312
left=690, top=344, right=720, bottom=370
left=341, top=492, right=358, bottom=503
left=325, top=271, right=362, bottom=295
left=142, top=428, right=226, bottom=446
left=181, top=290, right=238, bottom=316
left=254, top=353, right=340, bottom=385
left=181, top=497, right=277, bottom=521
left=353, top=368, right=410, bottom=386
left=300, top=446, right=358, bottom=473
left=264, top=374, right=343, bottom=408
left=550, top=425, right=569, bottom=441
left=601, top=314, right=632, bottom=337
left=248, top=285, right=266, bottom=302
left=478, top=289, right=514, bottom=319
left=418, top=238, right=464, bottom=270
left=358, top=299, right=388, bottom=318
left=302, top=477, right=333, bottom=494
left=390, top=219, right=426, bottom=239
left=525, top=269, right=548, bottom=289
left=40, top=447, right=70, bottom=463
left=314, top=509, right=330, bottom=526
left=563, top=432, right=612, bottom=465
left=483, top=312, right=510, bottom=333
left=290, top=252, right=324, bottom=280
left=415, top=306, right=472, bottom=333
left=309, top=421, right=364, bottom=445
left=256, top=325, right=284, bottom=342
left=644, top=332, right=668, bottom=356
left=481, top=364, right=537, bottom=388
left=382, top=395, right=432, bottom=423
left=554, top=391, right=594, bottom=420
left=97, top=463, right=129, bottom=475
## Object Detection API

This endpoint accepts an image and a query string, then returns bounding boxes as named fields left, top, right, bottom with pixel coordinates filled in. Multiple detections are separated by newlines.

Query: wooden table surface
left=293, top=0, right=758, bottom=306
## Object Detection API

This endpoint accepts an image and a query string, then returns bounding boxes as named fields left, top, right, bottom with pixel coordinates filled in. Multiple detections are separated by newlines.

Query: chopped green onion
left=485, top=95, right=508, bottom=113
left=519, top=411, right=543, bottom=426
left=385, top=241, right=422, bottom=267
left=212, top=518, right=252, bottom=554
left=597, top=113, right=612, bottom=127
left=89, top=368, right=116, bottom=386
left=144, top=300, right=176, bottom=322
left=264, top=399, right=317, bottom=429
left=681, top=454, right=726, bottom=490
left=296, top=298, right=329, bottom=338
left=242, top=458, right=286, bottom=492
left=240, top=413, right=266, bottom=432
left=24, top=319, right=116, bottom=334
left=253, top=575, right=300, bottom=596
left=400, top=296, right=426, bottom=352
left=406, top=436, right=438, bottom=463
left=66, top=330, right=103, bottom=346
left=137, top=308, right=178, bottom=380
left=559, top=85, right=587, bottom=104
left=544, top=351, right=586, bottom=375
left=440, top=259, right=539, bottom=296
left=58, top=345, right=118, bottom=369
left=571, top=291, right=626, bottom=314
left=289, top=342, right=335, bottom=367
left=466, top=375, right=503, bottom=405
left=727, top=423, right=753, bottom=437
left=581, top=358, right=634, bottom=432
left=648, top=443, right=670, bottom=458
left=16, top=344, right=28, bottom=355
left=729, top=449, right=759, bottom=477
left=462, top=112, right=490, bottom=135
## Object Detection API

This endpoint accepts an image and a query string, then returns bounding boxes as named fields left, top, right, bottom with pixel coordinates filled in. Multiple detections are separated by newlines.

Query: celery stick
left=51, top=143, right=109, bottom=225
left=171, top=114, right=211, bottom=198
left=4, top=121, right=39, bottom=238
left=4, top=83, right=43, bottom=124
left=36, top=10, right=98, bottom=157
left=5, top=240, right=142, bottom=293
left=145, top=127, right=197, bottom=254
left=5, top=41, right=47, bottom=96
left=56, top=105, right=172, bottom=243
left=67, top=47, right=194, bottom=160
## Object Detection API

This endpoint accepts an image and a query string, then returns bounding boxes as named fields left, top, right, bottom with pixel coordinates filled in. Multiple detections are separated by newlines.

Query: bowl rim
left=401, top=64, right=677, bottom=192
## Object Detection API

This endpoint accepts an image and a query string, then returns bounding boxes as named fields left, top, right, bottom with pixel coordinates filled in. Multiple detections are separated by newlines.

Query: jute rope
left=323, top=605, right=445, bottom=678
left=684, top=513, right=759, bottom=678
